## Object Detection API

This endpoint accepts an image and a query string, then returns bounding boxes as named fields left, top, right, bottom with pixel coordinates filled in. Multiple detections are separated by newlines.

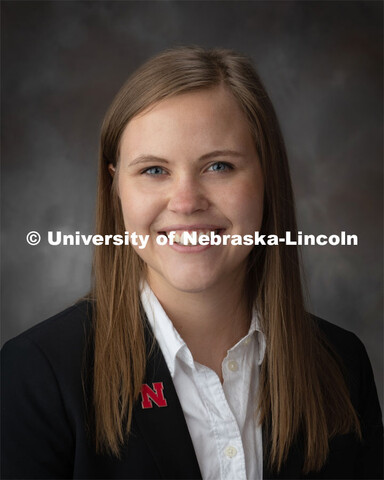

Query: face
left=115, top=86, right=264, bottom=297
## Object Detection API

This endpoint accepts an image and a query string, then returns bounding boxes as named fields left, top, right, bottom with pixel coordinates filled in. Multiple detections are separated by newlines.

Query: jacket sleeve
left=1, top=335, right=75, bottom=479
left=354, top=336, right=383, bottom=479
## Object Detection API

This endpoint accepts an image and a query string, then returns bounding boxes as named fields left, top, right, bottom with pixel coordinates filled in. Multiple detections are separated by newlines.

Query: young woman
left=2, top=46, right=382, bottom=480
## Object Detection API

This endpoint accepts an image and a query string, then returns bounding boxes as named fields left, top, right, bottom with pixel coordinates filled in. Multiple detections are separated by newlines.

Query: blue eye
left=207, top=162, right=232, bottom=172
left=142, top=166, right=166, bottom=176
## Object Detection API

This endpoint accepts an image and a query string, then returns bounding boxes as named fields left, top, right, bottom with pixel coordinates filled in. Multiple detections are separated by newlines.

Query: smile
left=172, top=229, right=221, bottom=246
left=158, top=228, right=224, bottom=246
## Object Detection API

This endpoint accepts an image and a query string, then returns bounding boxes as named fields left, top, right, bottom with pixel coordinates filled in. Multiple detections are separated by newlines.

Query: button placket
left=198, top=364, right=246, bottom=479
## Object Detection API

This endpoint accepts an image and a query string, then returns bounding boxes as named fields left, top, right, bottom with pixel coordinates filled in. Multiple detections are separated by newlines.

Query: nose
left=167, top=175, right=209, bottom=215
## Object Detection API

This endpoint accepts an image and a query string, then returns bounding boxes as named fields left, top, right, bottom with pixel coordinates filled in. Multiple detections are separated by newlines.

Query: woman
left=2, top=46, right=382, bottom=479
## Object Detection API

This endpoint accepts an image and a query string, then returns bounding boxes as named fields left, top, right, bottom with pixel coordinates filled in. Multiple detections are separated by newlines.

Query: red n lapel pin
left=140, top=382, right=168, bottom=409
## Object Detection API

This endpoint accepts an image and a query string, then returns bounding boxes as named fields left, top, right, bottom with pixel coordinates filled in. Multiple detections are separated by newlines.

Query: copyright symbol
left=26, top=231, right=41, bottom=246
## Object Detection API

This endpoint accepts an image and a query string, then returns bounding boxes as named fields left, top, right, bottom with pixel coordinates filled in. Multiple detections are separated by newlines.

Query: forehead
left=119, top=86, right=255, bottom=159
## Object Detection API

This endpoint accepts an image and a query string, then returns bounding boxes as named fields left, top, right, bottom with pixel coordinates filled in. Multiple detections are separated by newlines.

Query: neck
left=147, top=272, right=251, bottom=380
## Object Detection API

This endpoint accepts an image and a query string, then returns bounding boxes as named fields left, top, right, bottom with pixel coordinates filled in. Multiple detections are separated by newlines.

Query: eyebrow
left=127, top=150, right=245, bottom=167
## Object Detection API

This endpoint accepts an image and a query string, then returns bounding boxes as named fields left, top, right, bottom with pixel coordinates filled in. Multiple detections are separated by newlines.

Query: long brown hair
left=91, top=46, right=360, bottom=473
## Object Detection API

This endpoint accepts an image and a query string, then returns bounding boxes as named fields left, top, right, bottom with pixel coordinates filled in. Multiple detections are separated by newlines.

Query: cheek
left=119, top=189, right=144, bottom=229
left=118, top=184, right=162, bottom=231
left=225, top=179, right=264, bottom=228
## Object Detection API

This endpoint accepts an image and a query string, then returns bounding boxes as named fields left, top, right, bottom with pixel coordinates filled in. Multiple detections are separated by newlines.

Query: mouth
left=158, top=228, right=224, bottom=246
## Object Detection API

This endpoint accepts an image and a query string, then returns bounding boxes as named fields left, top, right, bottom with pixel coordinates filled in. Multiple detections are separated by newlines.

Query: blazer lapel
left=134, top=337, right=202, bottom=480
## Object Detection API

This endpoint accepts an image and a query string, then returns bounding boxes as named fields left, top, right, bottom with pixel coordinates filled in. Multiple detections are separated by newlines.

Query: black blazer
left=1, top=301, right=383, bottom=479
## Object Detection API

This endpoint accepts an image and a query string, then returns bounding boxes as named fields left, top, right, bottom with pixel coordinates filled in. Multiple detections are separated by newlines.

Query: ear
left=108, top=163, right=116, bottom=177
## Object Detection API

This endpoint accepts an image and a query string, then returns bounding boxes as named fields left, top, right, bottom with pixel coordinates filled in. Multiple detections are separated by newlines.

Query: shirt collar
left=140, top=282, right=266, bottom=376
left=226, top=312, right=265, bottom=365
left=141, top=282, right=185, bottom=376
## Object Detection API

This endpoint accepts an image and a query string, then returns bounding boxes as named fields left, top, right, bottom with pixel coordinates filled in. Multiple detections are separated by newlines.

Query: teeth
left=180, top=232, right=191, bottom=245
left=166, top=230, right=220, bottom=246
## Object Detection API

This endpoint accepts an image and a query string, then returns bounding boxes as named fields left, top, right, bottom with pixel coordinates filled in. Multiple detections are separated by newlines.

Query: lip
left=156, top=225, right=226, bottom=252
left=166, top=242, right=213, bottom=253
left=157, top=224, right=226, bottom=233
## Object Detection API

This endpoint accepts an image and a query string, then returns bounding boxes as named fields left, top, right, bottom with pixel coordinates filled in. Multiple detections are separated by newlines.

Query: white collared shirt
left=141, top=283, right=266, bottom=480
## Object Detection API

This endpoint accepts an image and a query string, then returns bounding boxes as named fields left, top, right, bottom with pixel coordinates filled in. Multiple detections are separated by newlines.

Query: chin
left=151, top=264, right=220, bottom=293
left=166, top=275, right=217, bottom=294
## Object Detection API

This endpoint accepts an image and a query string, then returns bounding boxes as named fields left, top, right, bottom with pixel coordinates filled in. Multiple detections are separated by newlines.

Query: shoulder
left=1, top=299, right=94, bottom=395
left=1, top=300, right=95, bottom=478
left=313, top=315, right=360, bottom=344
left=312, top=315, right=381, bottom=416
left=313, top=315, right=365, bottom=363
left=313, top=315, right=370, bottom=379
left=1, top=299, right=95, bottom=430
left=2, top=299, right=93, bottom=359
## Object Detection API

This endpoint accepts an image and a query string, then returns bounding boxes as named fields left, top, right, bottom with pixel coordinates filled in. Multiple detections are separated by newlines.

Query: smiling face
left=115, top=86, right=264, bottom=297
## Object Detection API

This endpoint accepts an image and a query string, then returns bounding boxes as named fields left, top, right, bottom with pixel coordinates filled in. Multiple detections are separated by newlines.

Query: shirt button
left=244, top=337, right=251, bottom=345
left=225, top=446, right=238, bottom=458
left=227, top=360, right=238, bottom=372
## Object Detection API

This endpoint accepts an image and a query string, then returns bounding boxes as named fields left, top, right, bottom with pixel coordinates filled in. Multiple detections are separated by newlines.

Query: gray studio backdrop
left=2, top=1, right=383, bottom=407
